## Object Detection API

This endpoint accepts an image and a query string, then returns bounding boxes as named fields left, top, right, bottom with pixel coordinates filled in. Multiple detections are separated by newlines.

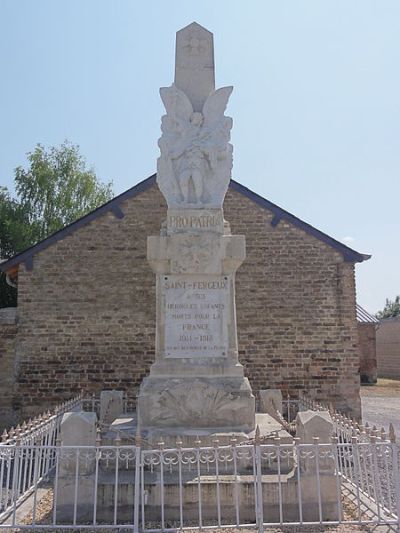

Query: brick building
left=356, top=304, right=379, bottom=385
left=377, top=317, right=400, bottom=379
left=0, top=175, right=370, bottom=427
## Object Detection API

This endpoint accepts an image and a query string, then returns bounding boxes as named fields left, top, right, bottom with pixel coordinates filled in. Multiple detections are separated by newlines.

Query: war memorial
left=0, top=23, right=399, bottom=531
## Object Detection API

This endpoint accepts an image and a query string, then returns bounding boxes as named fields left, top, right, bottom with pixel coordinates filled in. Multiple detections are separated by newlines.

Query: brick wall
left=376, top=317, right=400, bottom=379
left=224, top=191, right=360, bottom=417
left=358, top=323, right=377, bottom=384
left=9, top=183, right=361, bottom=422
left=0, top=307, right=17, bottom=430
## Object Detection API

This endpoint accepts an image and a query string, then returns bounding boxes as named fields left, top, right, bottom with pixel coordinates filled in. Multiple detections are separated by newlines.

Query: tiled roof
left=356, top=304, right=379, bottom=323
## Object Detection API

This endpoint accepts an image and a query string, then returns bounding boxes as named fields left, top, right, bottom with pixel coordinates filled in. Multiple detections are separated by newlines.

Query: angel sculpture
left=157, top=84, right=233, bottom=208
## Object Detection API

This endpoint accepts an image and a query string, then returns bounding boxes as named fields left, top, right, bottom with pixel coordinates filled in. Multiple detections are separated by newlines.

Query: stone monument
left=137, top=22, right=255, bottom=437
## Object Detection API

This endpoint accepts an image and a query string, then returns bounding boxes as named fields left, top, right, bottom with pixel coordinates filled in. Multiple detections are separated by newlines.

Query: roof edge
left=0, top=173, right=370, bottom=273
left=0, top=174, right=157, bottom=273
left=230, top=179, right=370, bottom=263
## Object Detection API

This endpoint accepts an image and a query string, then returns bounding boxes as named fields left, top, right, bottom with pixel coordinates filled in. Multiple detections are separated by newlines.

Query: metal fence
left=1, top=436, right=399, bottom=530
left=1, top=393, right=399, bottom=530
left=1, top=395, right=82, bottom=447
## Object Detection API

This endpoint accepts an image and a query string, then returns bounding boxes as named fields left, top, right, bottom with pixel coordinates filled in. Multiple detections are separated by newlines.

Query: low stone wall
left=377, top=317, right=400, bottom=379
left=0, top=307, right=17, bottom=430
left=358, top=323, right=377, bottom=384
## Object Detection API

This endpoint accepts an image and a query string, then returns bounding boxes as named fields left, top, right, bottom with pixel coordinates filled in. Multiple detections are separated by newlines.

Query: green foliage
left=376, top=296, right=400, bottom=319
left=0, top=142, right=113, bottom=308
left=0, top=186, right=32, bottom=257
left=14, top=142, right=113, bottom=242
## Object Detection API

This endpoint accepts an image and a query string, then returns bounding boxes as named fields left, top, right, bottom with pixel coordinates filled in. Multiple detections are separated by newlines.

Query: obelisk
left=137, top=23, right=255, bottom=437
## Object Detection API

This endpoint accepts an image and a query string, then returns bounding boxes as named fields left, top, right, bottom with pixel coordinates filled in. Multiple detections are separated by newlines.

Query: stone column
left=295, top=410, right=340, bottom=521
left=56, top=412, right=97, bottom=522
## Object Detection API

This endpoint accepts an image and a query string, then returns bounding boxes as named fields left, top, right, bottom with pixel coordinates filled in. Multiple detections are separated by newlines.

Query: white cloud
left=342, top=236, right=355, bottom=245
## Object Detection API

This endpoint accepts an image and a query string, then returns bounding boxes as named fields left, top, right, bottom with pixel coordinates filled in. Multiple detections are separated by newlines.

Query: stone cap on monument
left=175, top=22, right=215, bottom=113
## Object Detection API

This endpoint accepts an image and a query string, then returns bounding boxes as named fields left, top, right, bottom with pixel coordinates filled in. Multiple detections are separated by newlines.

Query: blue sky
left=1, top=1, right=399, bottom=313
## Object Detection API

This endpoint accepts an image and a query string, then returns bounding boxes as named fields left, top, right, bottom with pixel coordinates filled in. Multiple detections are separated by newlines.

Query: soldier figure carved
left=157, top=84, right=233, bottom=209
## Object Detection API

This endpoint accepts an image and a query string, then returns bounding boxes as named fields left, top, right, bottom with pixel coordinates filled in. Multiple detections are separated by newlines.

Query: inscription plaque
left=163, top=274, right=229, bottom=357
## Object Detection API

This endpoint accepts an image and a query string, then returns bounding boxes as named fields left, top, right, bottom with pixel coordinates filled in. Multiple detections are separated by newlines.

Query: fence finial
left=254, top=424, right=261, bottom=445
left=115, top=431, right=122, bottom=447
left=1, top=429, right=8, bottom=442
left=96, top=427, right=102, bottom=447
left=389, top=423, right=396, bottom=443
left=212, top=437, right=220, bottom=448
left=230, top=435, right=238, bottom=446
left=194, top=435, right=201, bottom=448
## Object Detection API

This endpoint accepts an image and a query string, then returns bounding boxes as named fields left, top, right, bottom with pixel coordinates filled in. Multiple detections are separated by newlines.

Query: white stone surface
left=138, top=22, right=255, bottom=434
left=157, top=26, right=233, bottom=212
left=157, top=83, right=233, bottom=209
left=175, top=22, right=215, bottom=112
left=100, top=390, right=123, bottom=424
left=295, top=410, right=334, bottom=444
left=60, top=411, right=97, bottom=447
left=259, top=389, right=283, bottom=420
left=167, top=209, right=224, bottom=235
left=59, top=411, right=97, bottom=475
left=163, top=275, right=229, bottom=358
left=139, top=376, right=254, bottom=431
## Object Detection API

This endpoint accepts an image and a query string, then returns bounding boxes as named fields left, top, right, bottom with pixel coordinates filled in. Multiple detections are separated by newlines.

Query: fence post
left=389, top=425, right=400, bottom=525
left=11, top=437, right=21, bottom=526
left=134, top=430, right=141, bottom=533
left=254, top=425, right=263, bottom=533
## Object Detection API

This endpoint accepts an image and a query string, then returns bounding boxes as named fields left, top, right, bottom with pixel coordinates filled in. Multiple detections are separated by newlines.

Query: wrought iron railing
left=0, top=436, right=399, bottom=530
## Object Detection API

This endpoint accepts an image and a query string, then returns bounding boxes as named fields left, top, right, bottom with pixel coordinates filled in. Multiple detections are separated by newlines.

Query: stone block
left=56, top=412, right=98, bottom=522
left=259, top=389, right=283, bottom=419
left=100, top=390, right=124, bottom=424
left=138, top=376, right=255, bottom=433
left=59, top=411, right=97, bottom=475
left=295, top=410, right=335, bottom=475
left=295, top=410, right=333, bottom=444
left=56, top=476, right=96, bottom=523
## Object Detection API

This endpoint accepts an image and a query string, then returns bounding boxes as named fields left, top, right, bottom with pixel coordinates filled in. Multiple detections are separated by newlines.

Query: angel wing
left=159, top=84, right=193, bottom=124
left=202, top=86, right=233, bottom=129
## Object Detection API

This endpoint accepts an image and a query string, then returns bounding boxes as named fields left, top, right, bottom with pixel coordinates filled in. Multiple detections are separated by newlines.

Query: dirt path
left=361, top=379, right=400, bottom=435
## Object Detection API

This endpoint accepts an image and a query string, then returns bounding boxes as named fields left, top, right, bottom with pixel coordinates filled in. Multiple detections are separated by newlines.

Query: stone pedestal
left=138, top=208, right=255, bottom=433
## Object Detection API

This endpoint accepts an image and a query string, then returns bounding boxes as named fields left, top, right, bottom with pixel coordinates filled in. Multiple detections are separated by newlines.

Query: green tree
left=0, top=187, right=33, bottom=307
left=376, top=296, right=400, bottom=319
left=0, top=142, right=113, bottom=307
left=14, top=141, right=113, bottom=242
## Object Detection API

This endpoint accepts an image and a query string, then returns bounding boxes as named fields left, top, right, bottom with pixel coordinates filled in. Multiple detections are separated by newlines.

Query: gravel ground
left=361, top=379, right=400, bottom=436
left=10, top=488, right=394, bottom=533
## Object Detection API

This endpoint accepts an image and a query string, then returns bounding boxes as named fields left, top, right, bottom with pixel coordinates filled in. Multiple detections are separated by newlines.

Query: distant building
left=376, top=316, right=400, bottom=379
left=0, top=176, right=370, bottom=427
left=356, top=304, right=379, bottom=384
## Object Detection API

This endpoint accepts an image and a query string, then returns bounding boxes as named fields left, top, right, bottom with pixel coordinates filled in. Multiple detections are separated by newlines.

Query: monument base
left=137, top=375, right=255, bottom=434
left=105, top=412, right=290, bottom=449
